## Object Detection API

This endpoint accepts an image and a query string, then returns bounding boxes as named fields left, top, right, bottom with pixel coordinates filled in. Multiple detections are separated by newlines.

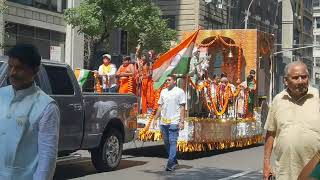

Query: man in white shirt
left=154, top=75, right=186, bottom=171
left=98, top=54, right=117, bottom=92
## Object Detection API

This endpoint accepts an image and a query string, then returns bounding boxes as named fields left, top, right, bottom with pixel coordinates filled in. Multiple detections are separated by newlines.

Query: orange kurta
left=140, top=63, right=155, bottom=114
left=118, top=64, right=135, bottom=94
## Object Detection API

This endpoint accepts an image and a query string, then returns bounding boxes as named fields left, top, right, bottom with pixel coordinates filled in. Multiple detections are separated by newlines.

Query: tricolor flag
left=74, top=68, right=90, bottom=87
left=152, top=29, right=200, bottom=89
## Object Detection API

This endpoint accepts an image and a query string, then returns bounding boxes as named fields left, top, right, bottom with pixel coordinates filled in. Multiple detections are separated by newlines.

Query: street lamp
left=244, top=0, right=255, bottom=29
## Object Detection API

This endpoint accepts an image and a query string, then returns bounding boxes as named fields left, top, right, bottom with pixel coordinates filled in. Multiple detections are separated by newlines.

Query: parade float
left=137, top=29, right=274, bottom=152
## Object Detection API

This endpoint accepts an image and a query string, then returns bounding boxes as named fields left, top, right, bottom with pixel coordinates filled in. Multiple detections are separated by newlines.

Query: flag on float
left=152, top=29, right=200, bottom=89
left=74, top=68, right=90, bottom=87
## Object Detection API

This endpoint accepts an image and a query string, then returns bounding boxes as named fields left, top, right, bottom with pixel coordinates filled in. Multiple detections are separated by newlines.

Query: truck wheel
left=91, top=128, right=123, bottom=172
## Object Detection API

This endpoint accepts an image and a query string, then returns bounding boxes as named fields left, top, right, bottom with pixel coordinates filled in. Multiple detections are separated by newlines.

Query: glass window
left=162, top=15, right=176, bottom=29
left=9, top=0, right=32, bottom=5
left=8, top=0, right=67, bottom=13
left=316, top=35, right=320, bottom=45
left=303, top=18, right=312, bottom=33
left=314, top=0, right=320, bottom=7
left=4, top=22, right=66, bottom=61
left=51, top=31, right=65, bottom=42
left=304, top=0, right=312, bottom=11
left=18, top=24, right=34, bottom=37
left=36, top=28, right=50, bottom=40
left=44, top=65, right=74, bottom=95
left=316, top=18, right=320, bottom=29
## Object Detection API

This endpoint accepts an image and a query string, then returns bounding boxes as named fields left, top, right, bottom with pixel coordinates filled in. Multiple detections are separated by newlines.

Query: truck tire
left=91, top=128, right=123, bottom=172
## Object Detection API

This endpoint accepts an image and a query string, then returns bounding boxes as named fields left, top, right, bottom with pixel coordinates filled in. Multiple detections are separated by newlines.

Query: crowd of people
left=191, top=70, right=256, bottom=119
left=96, top=48, right=157, bottom=114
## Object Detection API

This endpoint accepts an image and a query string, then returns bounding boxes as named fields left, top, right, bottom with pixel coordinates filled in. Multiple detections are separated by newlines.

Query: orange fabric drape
left=118, top=64, right=135, bottom=94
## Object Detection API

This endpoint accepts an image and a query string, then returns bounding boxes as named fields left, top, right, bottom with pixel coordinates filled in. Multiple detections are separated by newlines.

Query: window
left=304, top=0, right=312, bottom=11
left=303, top=18, right=312, bottom=33
left=162, top=15, right=176, bottom=29
left=314, top=0, right=320, bottom=7
left=316, top=35, right=320, bottom=45
left=8, top=0, right=67, bottom=13
left=44, top=65, right=74, bottom=95
left=316, top=17, right=320, bottom=29
left=4, top=22, right=66, bottom=61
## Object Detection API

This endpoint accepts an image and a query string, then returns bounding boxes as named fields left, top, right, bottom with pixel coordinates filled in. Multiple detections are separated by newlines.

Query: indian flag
left=152, top=29, right=200, bottom=89
left=74, top=68, right=90, bottom=87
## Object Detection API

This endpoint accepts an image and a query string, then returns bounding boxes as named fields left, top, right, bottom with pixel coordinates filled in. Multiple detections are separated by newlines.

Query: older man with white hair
left=263, top=61, right=320, bottom=180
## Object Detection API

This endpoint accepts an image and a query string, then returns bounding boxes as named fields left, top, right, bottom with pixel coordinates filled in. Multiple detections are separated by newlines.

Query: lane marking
left=218, top=171, right=253, bottom=180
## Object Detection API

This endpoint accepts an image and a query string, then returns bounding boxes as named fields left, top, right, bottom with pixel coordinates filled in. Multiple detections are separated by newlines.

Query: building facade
left=313, top=0, right=320, bottom=86
left=153, top=0, right=230, bottom=39
left=0, top=0, right=84, bottom=69
left=153, top=0, right=280, bottom=37
left=282, top=0, right=313, bottom=75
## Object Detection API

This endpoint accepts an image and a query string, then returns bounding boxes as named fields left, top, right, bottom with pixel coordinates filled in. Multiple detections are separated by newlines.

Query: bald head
left=284, top=61, right=309, bottom=77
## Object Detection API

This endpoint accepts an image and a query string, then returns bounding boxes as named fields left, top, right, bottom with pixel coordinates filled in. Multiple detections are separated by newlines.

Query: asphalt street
left=54, top=141, right=265, bottom=180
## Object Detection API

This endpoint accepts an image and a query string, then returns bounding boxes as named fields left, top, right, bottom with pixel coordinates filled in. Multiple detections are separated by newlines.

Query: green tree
left=64, top=0, right=176, bottom=68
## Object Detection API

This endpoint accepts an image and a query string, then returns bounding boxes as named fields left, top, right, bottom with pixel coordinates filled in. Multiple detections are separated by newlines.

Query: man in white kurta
left=0, top=44, right=60, bottom=180
left=263, top=61, right=320, bottom=180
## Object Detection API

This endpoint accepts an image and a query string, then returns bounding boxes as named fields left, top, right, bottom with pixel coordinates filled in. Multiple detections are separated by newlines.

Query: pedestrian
left=98, top=54, right=117, bottom=92
left=263, top=61, right=320, bottom=180
left=0, top=44, right=60, bottom=180
left=154, top=74, right=186, bottom=171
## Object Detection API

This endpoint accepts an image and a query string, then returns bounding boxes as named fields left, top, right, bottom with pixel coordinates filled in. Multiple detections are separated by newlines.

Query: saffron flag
left=152, top=29, right=200, bottom=89
left=74, top=68, right=90, bottom=87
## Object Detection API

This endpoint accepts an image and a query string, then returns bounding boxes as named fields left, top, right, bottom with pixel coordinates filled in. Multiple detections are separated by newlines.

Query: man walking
left=263, top=61, right=320, bottom=180
left=0, top=44, right=60, bottom=179
left=154, top=75, right=186, bottom=171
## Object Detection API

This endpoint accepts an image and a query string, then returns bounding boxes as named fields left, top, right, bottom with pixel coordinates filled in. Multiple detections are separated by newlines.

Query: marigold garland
left=138, top=85, right=165, bottom=141
left=128, top=76, right=134, bottom=94
left=177, top=135, right=263, bottom=152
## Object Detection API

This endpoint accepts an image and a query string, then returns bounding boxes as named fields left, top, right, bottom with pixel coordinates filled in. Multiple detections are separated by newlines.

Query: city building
left=282, top=0, right=313, bottom=77
left=153, top=0, right=230, bottom=39
left=313, top=0, right=320, bottom=86
left=0, top=0, right=84, bottom=69
left=153, top=0, right=280, bottom=38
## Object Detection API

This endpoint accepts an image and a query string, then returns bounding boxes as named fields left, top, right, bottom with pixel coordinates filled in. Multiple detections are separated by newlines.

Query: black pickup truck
left=0, top=58, right=138, bottom=172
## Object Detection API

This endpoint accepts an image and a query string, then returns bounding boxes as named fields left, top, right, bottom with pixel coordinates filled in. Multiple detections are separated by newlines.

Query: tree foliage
left=64, top=0, right=176, bottom=67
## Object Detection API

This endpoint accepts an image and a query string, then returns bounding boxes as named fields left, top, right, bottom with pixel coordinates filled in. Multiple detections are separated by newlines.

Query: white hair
left=284, top=60, right=309, bottom=77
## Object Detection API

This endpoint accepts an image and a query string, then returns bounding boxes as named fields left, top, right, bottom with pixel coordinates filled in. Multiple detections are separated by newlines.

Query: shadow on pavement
left=142, top=167, right=247, bottom=180
left=54, top=157, right=147, bottom=180
left=123, top=143, right=263, bottom=160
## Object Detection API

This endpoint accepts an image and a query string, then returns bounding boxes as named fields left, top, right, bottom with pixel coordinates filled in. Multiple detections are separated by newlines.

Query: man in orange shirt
left=116, top=56, right=135, bottom=94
